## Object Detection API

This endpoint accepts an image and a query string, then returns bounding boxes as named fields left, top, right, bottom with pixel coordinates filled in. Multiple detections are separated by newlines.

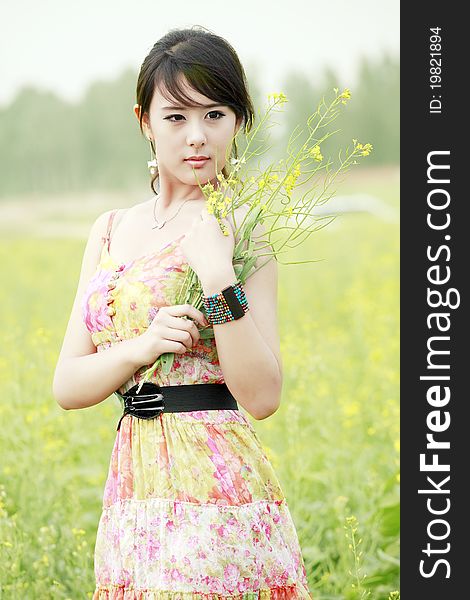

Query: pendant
left=152, top=222, right=166, bottom=230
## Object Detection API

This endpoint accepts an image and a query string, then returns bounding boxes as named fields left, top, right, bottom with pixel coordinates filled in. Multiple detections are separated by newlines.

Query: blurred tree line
left=0, top=52, right=398, bottom=198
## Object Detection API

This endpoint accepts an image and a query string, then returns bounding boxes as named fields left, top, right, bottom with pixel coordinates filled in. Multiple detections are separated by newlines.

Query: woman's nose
left=186, top=124, right=207, bottom=147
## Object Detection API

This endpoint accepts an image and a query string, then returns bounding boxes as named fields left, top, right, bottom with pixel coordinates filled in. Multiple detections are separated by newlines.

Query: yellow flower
left=353, top=140, right=373, bottom=156
left=227, top=175, right=240, bottom=189
left=284, top=174, right=296, bottom=195
left=339, top=88, right=351, bottom=100
left=267, top=92, right=288, bottom=105
left=308, top=145, right=323, bottom=162
left=283, top=162, right=302, bottom=195
left=202, top=181, right=215, bottom=194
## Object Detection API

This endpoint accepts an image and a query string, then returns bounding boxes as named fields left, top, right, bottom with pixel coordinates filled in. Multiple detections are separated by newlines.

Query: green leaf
left=234, top=237, right=247, bottom=257
left=161, top=352, right=175, bottom=375
left=241, top=255, right=258, bottom=278
left=233, top=263, right=244, bottom=277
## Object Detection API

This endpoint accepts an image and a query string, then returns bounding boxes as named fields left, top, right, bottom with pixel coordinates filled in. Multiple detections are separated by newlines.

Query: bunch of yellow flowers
left=136, top=86, right=373, bottom=385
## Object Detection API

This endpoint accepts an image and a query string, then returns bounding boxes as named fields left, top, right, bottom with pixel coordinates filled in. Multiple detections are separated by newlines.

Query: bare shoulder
left=110, top=199, right=151, bottom=232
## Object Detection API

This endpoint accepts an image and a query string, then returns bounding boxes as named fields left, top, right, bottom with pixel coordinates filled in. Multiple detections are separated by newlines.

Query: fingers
left=165, top=319, right=200, bottom=349
left=159, top=338, right=189, bottom=355
left=164, top=323, right=200, bottom=350
left=171, top=303, right=209, bottom=327
left=152, top=304, right=209, bottom=350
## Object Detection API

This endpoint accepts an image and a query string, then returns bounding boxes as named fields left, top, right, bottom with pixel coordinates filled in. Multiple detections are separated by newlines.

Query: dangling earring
left=147, top=137, right=158, bottom=176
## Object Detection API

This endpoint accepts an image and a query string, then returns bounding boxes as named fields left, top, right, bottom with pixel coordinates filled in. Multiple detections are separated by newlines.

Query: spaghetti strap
left=102, top=210, right=118, bottom=251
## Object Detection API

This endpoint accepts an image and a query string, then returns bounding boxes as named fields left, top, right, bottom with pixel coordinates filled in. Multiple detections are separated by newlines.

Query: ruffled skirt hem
left=92, top=582, right=312, bottom=599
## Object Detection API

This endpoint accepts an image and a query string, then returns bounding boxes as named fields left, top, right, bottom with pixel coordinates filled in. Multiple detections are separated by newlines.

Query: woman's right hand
left=130, top=304, right=210, bottom=367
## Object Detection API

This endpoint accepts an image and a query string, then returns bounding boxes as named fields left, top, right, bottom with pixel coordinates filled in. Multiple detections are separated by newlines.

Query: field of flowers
left=0, top=168, right=399, bottom=599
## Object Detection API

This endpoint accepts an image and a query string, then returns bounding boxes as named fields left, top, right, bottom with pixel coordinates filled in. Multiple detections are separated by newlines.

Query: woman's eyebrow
left=161, top=103, right=223, bottom=110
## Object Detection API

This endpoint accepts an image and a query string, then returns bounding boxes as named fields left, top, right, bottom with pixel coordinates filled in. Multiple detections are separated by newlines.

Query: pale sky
left=0, top=0, right=399, bottom=107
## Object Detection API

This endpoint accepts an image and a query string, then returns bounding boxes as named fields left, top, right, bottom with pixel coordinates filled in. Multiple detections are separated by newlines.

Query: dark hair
left=135, top=25, right=255, bottom=195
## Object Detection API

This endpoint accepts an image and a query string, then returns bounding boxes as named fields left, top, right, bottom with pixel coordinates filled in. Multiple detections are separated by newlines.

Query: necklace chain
left=152, top=193, right=193, bottom=230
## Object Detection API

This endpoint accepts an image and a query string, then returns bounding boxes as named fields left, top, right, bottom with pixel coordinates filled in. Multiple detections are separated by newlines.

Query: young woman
left=53, top=25, right=312, bottom=599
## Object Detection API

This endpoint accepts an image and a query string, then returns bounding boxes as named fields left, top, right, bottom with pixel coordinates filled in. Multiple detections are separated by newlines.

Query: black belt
left=114, top=382, right=238, bottom=431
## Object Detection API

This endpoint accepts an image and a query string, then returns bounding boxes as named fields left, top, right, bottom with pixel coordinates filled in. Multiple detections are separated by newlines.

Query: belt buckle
left=125, top=382, right=165, bottom=418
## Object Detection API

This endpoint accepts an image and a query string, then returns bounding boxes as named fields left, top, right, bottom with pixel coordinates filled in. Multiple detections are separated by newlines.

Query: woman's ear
left=134, top=104, right=152, bottom=137
left=234, top=116, right=243, bottom=134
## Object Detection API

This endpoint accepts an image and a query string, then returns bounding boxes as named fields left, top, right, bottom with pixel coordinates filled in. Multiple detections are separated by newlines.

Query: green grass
left=0, top=168, right=400, bottom=599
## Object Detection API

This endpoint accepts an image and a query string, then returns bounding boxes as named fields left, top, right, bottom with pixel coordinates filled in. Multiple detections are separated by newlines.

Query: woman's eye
left=207, top=110, right=225, bottom=120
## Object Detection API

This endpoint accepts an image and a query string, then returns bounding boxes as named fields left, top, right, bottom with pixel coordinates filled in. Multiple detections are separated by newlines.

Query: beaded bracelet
left=203, top=280, right=249, bottom=325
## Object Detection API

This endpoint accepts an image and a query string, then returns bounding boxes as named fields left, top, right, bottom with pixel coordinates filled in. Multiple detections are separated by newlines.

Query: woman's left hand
left=180, top=205, right=235, bottom=280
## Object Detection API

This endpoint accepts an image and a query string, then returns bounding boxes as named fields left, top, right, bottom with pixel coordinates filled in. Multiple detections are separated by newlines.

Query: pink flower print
left=81, top=270, right=117, bottom=333
left=173, top=501, right=184, bottom=519
left=223, top=563, right=241, bottom=593
left=147, top=538, right=161, bottom=561
left=251, top=522, right=261, bottom=545
left=211, top=461, right=236, bottom=498
left=166, top=519, right=175, bottom=532
left=232, top=471, right=253, bottom=504
left=120, top=568, right=133, bottom=587
left=216, top=525, right=227, bottom=538
left=279, top=569, right=291, bottom=585
left=170, top=567, right=183, bottom=581
left=208, top=484, right=230, bottom=504
left=205, top=437, right=219, bottom=454
left=237, top=578, right=251, bottom=593
left=207, top=575, right=224, bottom=594
left=130, top=301, right=137, bottom=311
left=261, top=521, right=272, bottom=540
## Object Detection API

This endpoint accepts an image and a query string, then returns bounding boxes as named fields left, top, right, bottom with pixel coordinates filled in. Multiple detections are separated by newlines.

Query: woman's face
left=137, top=76, right=242, bottom=188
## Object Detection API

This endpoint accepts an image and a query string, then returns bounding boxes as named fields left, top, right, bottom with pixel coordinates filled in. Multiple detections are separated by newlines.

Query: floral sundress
left=81, top=209, right=312, bottom=599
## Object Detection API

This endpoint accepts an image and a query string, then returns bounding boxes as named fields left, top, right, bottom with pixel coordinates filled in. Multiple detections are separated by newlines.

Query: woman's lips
left=185, top=158, right=209, bottom=168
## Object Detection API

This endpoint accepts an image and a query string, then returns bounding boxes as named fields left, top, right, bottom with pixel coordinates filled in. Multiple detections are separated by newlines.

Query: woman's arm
left=199, top=219, right=283, bottom=421
left=52, top=210, right=142, bottom=410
